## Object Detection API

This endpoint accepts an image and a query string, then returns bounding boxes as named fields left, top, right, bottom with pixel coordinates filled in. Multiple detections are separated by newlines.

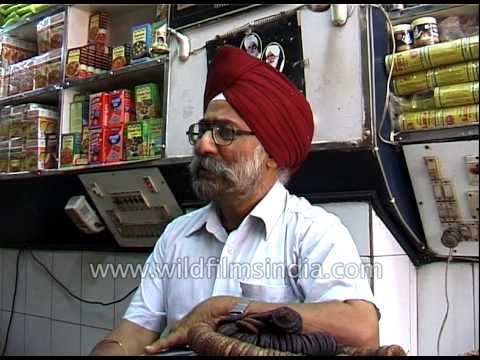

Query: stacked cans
left=385, top=34, right=479, bottom=132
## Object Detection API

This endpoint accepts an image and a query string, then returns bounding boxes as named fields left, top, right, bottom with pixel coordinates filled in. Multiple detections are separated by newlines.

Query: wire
left=29, top=250, right=138, bottom=306
left=1, top=249, right=23, bottom=357
left=369, top=4, right=399, bottom=146
left=436, top=248, right=453, bottom=356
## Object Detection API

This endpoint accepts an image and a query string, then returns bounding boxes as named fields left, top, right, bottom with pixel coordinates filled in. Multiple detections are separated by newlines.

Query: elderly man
left=91, top=46, right=379, bottom=356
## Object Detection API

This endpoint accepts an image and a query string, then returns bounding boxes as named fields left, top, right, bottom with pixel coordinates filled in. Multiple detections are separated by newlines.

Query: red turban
left=204, top=45, right=314, bottom=171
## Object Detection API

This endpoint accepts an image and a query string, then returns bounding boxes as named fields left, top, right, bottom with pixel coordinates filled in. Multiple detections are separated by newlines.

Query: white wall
left=417, top=262, right=478, bottom=356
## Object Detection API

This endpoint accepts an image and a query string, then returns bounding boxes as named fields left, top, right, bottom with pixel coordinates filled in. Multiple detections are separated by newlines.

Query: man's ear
left=266, top=156, right=278, bottom=169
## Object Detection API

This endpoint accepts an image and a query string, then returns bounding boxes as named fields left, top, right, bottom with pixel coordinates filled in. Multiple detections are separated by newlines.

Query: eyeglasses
left=186, top=121, right=254, bottom=146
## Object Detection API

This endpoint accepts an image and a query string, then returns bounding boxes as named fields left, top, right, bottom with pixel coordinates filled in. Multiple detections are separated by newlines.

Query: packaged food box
left=0, top=142, right=9, bottom=173
left=44, top=132, right=59, bottom=169
left=88, top=127, right=104, bottom=164
left=89, top=92, right=110, bottom=127
left=111, top=44, right=130, bottom=70
left=61, top=132, right=81, bottom=167
left=88, top=12, right=109, bottom=45
left=33, top=52, right=49, bottom=89
left=0, top=118, right=10, bottom=140
left=70, top=101, right=86, bottom=133
left=24, top=146, right=46, bottom=171
left=23, top=103, right=57, bottom=112
left=46, top=48, right=62, bottom=85
left=73, top=92, right=90, bottom=102
left=11, top=104, right=27, bottom=115
left=36, top=16, right=50, bottom=54
left=104, top=126, right=124, bottom=163
left=125, top=121, right=149, bottom=160
left=0, top=34, right=36, bottom=65
left=0, top=67, right=7, bottom=98
left=24, top=134, right=57, bottom=170
left=19, top=58, right=34, bottom=93
left=134, top=83, right=161, bottom=120
left=24, top=108, right=58, bottom=139
left=145, top=117, right=165, bottom=156
left=8, top=114, right=25, bottom=139
left=49, top=12, right=65, bottom=50
left=108, top=89, right=135, bottom=127
left=130, top=23, right=152, bottom=63
left=65, top=47, right=89, bottom=79
left=9, top=147, right=25, bottom=172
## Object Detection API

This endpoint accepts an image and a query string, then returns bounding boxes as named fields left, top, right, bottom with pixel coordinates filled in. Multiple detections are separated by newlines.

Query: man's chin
left=191, top=179, right=223, bottom=201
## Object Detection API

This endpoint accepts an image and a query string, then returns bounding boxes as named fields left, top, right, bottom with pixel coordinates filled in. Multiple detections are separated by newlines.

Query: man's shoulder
left=285, top=192, right=336, bottom=222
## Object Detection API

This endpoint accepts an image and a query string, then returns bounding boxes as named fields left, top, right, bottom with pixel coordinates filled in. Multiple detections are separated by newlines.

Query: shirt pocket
left=240, top=281, right=297, bottom=303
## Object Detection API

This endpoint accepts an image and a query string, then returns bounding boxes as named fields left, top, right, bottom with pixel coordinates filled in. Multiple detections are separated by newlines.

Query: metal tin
left=392, top=24, right=413, bottom=52
left=400, top=91, right=435, bottom=112
left=412, top=17, right=439, bottom=47
left=399, top=109, right=437, bottom=131
left=385, top=35, right=479, bottom=76
left=428, top=61, right=479, bottom=88
left=434, top=82, right=479, bottom=108
left=385, top=48, right=423, bottom=76
left=421, top=37, right=467, bottom=69
left=441, top=104, right=479, bottom=127
left=393, top=71, right=429, bottom=96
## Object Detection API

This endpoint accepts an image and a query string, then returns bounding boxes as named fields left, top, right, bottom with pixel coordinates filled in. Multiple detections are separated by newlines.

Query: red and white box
left=89, top=92, right=110, bottom=128
left=108, top=89, right=135, bottom=127
left=104, top=126, right=124, bottom=163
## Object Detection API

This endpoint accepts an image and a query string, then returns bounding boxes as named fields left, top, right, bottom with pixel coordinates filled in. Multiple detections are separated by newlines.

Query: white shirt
left=123, top=181, right=377, bottom=334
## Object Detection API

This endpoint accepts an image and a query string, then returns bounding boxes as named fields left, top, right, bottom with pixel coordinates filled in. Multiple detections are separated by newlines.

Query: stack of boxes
left=126, top=83, right=164, bottom=160
left=0, top=103, right=58, bottom=172
left=60, top=82, right=165, bottom=168
left=88, top=89, right=135, bottom=164
left=65, top=11, right=112, bottom=80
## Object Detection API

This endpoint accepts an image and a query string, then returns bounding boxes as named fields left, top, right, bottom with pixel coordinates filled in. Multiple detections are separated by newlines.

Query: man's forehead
left=204, top=100, right=250, bottom=130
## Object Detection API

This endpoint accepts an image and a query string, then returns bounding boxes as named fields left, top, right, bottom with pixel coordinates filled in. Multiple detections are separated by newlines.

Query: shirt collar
left=184, top=203, right=228, bottom=243
left=184, top=181, right=288, bottom=242
left=249, top=181, right=288, bottom=241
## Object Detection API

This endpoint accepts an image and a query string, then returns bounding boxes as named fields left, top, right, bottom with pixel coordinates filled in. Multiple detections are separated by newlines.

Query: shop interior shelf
left=0, top=155, right=193, bottom=181
left=395, top=124, right=479, bottom=144
left=0, top=5, right=66, bottom=41
left=389, top=4, right=479, bottom=24
left=63, top=57, right=168, bottom=93
left=0, top=85, right=60, bottom=107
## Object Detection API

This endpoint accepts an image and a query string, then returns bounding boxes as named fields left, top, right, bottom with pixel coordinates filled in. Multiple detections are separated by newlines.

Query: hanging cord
left=436, top=248, right=453, bottom=356
left=29, top=250, right=138, bottom=306
left=369, top=4, right=398, bottom=146
left=1, top=249, right=23, bottom=356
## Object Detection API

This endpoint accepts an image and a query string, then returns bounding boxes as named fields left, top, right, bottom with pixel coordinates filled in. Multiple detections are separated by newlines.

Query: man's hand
left=143, top=295, right=241, bottom=354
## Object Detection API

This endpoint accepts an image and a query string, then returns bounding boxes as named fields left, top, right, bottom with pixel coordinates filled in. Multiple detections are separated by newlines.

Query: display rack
left=0, top=4, right=170, bottom=180
left=0, top=5, right=66, bottom=36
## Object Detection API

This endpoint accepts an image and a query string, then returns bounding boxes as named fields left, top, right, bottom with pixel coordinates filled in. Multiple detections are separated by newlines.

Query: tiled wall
left=0, top=249, right=148, bottom=356
left=0, top=201, right=477, bottom=356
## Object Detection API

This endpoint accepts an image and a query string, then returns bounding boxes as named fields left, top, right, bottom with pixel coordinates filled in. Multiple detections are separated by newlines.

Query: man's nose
left=195, top=130, right=218, bottom=156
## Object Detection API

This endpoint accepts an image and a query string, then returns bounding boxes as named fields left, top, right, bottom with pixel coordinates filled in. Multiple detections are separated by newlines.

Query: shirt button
left=227, top=247, right=234, bottom=255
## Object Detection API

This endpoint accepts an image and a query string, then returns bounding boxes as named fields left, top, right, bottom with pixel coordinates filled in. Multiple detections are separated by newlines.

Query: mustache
left=189, top=156, right=236, bottom=181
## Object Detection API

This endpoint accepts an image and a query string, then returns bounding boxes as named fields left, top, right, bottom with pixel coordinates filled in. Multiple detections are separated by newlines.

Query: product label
left=133, top=28, right=146, bottom=43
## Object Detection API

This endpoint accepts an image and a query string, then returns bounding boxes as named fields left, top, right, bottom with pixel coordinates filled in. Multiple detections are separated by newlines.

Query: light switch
left=424, top=156, right=442, bottom=180
left=465, top=155, right=479, bottom=186
left=445, top=202, right=460, bottom=222
left=466, top=191, right=479, bottom=220
left=432, top=182, right=444, bottom=201
left=441, top=180, right=456, bottom=201
left=436, top=202, right=449, bottom=222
